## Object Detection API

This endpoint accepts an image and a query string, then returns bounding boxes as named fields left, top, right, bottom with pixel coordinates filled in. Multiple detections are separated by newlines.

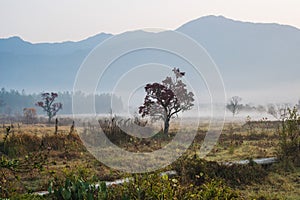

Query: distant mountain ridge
left=1, top=15, right=300, bottom=103
left=0, top=33, right=112, bottom=55
left=176, top=15, right=300, bottom=90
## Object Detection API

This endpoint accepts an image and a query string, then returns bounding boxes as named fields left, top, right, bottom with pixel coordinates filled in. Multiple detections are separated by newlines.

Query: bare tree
left=226, top=96, right=242, bottom=116
left=267, top=104, right=289, bottom=120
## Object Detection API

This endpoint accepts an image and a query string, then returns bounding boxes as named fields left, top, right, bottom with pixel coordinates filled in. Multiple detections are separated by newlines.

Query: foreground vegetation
left=0, top=110, right=299, bottom=199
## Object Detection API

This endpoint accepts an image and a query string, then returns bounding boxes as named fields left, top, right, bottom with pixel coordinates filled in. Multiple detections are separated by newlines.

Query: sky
left=0, top=0, right=300, bottom=43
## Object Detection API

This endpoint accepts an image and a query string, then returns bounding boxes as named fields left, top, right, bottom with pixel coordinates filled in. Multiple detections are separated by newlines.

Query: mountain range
left=1, top=15, right=300, bottom=103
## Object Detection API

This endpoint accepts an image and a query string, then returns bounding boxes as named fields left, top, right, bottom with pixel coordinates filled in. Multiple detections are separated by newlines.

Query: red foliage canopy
left=139, top=68, right=194, bottom=130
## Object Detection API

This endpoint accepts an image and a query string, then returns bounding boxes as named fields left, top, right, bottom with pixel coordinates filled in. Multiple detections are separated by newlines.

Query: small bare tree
left=267, top=104, right=289, bottom=120
left=226, top=96, right=242, bottom=116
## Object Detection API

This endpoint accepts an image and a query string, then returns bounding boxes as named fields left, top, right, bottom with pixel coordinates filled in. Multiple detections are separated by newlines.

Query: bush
left=197, top=179, right=240, bottom=200
left=107, top=173, right=241, bottom=200
left=42, top=132, right=84, bottom=152
left=277, top=107, right=300, bottom=169
left=108, top=173, right=176, bottom=200
left=172, top=154, right=267, bottom=187
left=49, top=171, right=242, bottom=200
left=2, top=133, right=42, bottom=157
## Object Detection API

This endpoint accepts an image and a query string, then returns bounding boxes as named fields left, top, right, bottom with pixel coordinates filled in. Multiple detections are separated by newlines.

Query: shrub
left=107, top=173, right=241, bottom=200
left=172, top=154, right=267, bottom=187
left=108, top=173, right=176, bottom=200
left=41, top=133, right=65, bottom=151
left=2, top=133, right=41, bottom=157
left=197, top=179, right=240, bottom=200
left=277, top=107, right=300, bottom=169
left=49, top=171, right=242, bottom=200
left=41, top=132, right=84, bottom=152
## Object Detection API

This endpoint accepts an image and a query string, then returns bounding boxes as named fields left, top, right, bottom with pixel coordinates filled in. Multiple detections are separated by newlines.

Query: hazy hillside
left=0, top=33, right=112, bottom=55
left=1, top=15, right=300, bottom=103
left=0, top=33, right=112, bottom=91
left=177, top=15, right=300, bottom=91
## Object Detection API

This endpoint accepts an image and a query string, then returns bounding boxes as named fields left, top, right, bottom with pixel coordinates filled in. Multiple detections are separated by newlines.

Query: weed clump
left=2, top=132, right=41, bottom=157
left=277, top=107, right=300, bottom=170
left=173, top=154, right=268, bottom=187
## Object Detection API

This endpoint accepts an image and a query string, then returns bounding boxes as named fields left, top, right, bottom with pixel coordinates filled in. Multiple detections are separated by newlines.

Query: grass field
left=0, top=117, right=299, bottom=199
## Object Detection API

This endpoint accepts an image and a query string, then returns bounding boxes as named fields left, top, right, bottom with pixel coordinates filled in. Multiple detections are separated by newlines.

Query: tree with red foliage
left=139, top=68, right=194, bottom=134
left=23, top=107, right=37, bottom=124
left=36, top=92, right=62, bottom=123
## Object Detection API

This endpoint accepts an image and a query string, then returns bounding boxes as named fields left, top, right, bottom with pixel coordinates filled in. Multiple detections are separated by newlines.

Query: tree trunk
left=48, top=111, right=52, bottom=124
left=164, top=118, right=170, bottom=134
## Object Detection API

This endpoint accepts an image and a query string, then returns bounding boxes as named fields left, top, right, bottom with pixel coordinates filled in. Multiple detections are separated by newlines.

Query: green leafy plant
left=107, top=172, right=241, bottom=200
left=49, top=177, right=108, bottom=200
left=123, top=173, right=177, bottom=200
left=197, top=179, right=240, bottom=200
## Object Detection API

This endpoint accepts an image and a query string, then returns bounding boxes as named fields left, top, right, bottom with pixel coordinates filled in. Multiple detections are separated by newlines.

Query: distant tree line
left=0, top=88, right=123, bottom=117
left=226, top=95, right=300, bottom=118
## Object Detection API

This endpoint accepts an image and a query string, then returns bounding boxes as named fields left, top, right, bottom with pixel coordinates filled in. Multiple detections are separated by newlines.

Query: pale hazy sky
left=0, top=0, right=299, bottom=43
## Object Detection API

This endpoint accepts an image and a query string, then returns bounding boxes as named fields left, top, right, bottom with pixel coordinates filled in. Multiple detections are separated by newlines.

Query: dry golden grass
left=0, top=120, right=299, bottom=199
left=240, top=168, right=300, bottom=199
